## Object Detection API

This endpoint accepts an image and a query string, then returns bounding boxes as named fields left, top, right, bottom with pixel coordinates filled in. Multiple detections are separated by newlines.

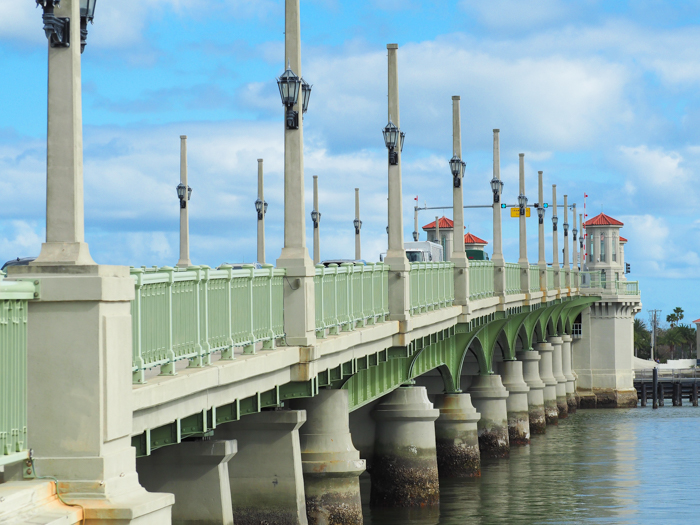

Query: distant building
left=422, top=216, right=456, bottom=261
left=464, top=232, right=488, bottom=252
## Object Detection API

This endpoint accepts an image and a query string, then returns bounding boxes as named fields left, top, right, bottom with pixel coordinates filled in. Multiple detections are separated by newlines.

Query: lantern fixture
left=537, top=206, right=545, bottom=224
left=386, top=225, right=389, bottom=234
left=36, top=0, right=70, bottom=48
left=79, top=0, right=97, bottom=53
left=552, top=215, right=558, bottom=231
left=518, top=194, right=528, bottom=216
left=383, top=118, right=400, bottom=165
left=449, top=156, right=462, bottom=188
left=277, top=61, right=302, bottom=130
left=400, top=131, right=406, bottom=152
left=572, top=227, right=578, bottom=241
left=490, top=177, right=503, bottom=203
left=353, top=218, right=362, bottom=235
left=177, top=183, right=192, bottom=209
left=563, top=222, right=570, bottom=236
left=255, top=198, right=268, bottom=220
left=412, top=231, right=418, bottom=241
left=461, top=160, right=466, bottom=177
left=311, top=209, right=321, bottom=228
left=300, top=78, right=312, bottom=115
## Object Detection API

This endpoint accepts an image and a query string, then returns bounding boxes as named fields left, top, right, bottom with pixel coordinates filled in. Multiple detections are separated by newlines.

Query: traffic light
left=501, top=203, right=507, bottom=209
left=625, top=263, right=630, bottom=274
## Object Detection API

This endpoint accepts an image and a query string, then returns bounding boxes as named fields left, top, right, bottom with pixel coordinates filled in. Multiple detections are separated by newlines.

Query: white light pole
left=552, top=185, right=560, bottom=292
left=518, top=153, right=529, bottom=294
left=450, top=96, right=469, bottom=305
left=255, top=159, right=267, bottom=264
left=491, top=130, right=505, bottom=296
left=563, top=194, right=571, bottom=291
left=176, top=135, right=192, bottom=268
left=354, top=188, right=362, bottom=260
left=537, top=171, right=546, bottom=291
left=312, top=175, right=321, bottom=265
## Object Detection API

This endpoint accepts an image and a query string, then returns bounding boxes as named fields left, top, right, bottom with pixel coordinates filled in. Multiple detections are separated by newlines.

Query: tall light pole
left=354, top=188, right=362, bottom=260
left=572, top=204, right=579, bottom=285
left=275, top=0, right=316, bottom=346
left=413, top=205, right=419, bottom=241
left=383, top=44, right=410, bottom=321
left=563, top=194, right=570, bottom=291
left=552, top=185, right=560, bottom=292
left=537, top=171, right=546, bottom=291
left=176, top=135, right=192, bottom=268
left=312, top=175, right=321, bottom=265
left=435, top=216, right=440, bottom=250
left=579, top=212, right=584, bottom=271
left=491, top=130, right=505, bottom=296
left=255, top=159, right=267, bottom=264
left=450, top=96, right=469, bottom=304
left=518, top=153, right=529, bottom=294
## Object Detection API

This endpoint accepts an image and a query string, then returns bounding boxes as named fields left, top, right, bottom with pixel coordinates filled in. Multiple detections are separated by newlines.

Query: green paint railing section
left=547, top=267, right=555, bottom=290
left=468, top=261, right=494, bottom=300
left=131, top=264, right=285, bottom=383
left=529, top=264, right=540, bottom=292
left=0, top=273, right=36, bottom=467
left=409, top=262, right=454, bottom=315
left=579, top=271, right=640, bottom=296
left=505, top=263, right=520, bottom=295
left=617, top=280, right=639, bottom=295
left=314, top=263, right=389, bottom=334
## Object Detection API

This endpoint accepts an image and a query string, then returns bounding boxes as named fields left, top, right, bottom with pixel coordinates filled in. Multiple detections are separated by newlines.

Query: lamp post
left=552, top=185, right=560, bottom=292
left=435, top=216, right=440, bottom=251
left=312, top=175, right=321, bottom=265
left=492, top=129, right=505, bottom=296
left=579, top=213, right=584, bottom=270
left=537, top=171, right=546, bottom=291
left=518, top=153, right=529, bottom=294
left=354, top=188, right=362, bottom=260
left=275, top=0, right=316, bottom=346
left=572, top=204, right=579, bottom=282
left=413, top=205, right=419, bottom=241
left=563, top=195, right=570, bottom=291
left=384, top=43, right=410, bottom=321
left=255, top=159, right=267, bottom=264
left=176, top=135, right=192, bottom=268
left=450, top=96, right=469, bottom=304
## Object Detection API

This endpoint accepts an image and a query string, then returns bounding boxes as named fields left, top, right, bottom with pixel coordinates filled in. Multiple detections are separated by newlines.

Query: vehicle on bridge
left=380, top=241, right=443, bottom=263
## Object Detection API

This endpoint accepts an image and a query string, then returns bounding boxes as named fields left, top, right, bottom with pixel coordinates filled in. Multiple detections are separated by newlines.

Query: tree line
left=634, top=307, right=696, bottom=362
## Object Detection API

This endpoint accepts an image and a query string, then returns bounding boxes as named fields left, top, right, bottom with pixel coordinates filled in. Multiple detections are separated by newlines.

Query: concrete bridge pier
left=137, top=440, right=237, bottom=525
left=433, top=393, right=481, bottom=477
left=498, top=361, right=531, bottom=445
left=468, top=375, right=510, bottom=458
left=516, top=349, right=547, bottom=434
left=291, top=390, right=365, bottom=525
left=216, top=410, right=308, bottom=525
left=561, top=334, right=577, bottom=414
left=370, top=386, right=440, bottom=507
left=549, top=336, right=569, bottom=419
left=536, top=342, right=559, bottom=425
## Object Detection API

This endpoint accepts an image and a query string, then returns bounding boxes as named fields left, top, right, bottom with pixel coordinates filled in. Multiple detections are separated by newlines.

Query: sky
left=2, top=0, right=700, bottom=325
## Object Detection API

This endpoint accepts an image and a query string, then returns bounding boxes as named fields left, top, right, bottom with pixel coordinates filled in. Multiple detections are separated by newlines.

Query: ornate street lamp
left=383, top=119, right=400, bottom=165
left=572, top=227, right=578, bottom=242
left=449, top=156, right=462, bottom=188
left=255, top=198, right=268, bottom=221
left=301, top=78, right=312, bottom=114
left=537, top=206, right=545, bottom=225
left=36, top=0, right=70, bottom=48
left=353, top=218, right=362, bottom=235
left=311, top=209, right=321, bottom=229
left=490, top=177, right=504, bottom=204
left=79, top=0, right=97, bottom=53
left=518, top=194, right=528, bottom=217
left=277, top=61, right=302, bottom=130
left=563, top=221, right=570, bottom=236
left=400, top=131, right=406, bottom=152
left=412, top=231, right=418, bottom=241
left=177, top=182, right=192, bottom=209
left=552, top=215, right=558, bottom=231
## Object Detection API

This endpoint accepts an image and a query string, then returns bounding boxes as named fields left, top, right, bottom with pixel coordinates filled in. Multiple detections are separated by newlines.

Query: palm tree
left=661, top=328, right=684, bottom=360
left=667, top=307, right=685, bottom=329
left=634, top=318, right=651, bottom=359
left=677, top=324, right=696, bottom=358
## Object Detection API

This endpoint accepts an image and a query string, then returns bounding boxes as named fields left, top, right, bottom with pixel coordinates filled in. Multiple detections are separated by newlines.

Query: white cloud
left=459, top=0, right=570, bottom=29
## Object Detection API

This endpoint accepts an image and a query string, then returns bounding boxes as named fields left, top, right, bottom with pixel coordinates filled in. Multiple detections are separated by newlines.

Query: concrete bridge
left=0, top=1, right=641, bottom=525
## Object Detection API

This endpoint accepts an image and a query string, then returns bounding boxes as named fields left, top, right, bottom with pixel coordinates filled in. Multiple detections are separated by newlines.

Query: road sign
left=510, top=207, right=531, bottom=217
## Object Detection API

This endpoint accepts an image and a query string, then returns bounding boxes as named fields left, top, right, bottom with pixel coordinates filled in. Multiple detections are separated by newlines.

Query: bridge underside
left=132, top=296, right=598, bottom=457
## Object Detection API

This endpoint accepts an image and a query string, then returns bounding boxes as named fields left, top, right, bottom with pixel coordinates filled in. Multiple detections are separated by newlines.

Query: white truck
left=380, top=241, right=444, bottom=263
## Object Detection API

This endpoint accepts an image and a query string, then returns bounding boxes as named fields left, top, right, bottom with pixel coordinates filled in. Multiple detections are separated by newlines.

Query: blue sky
left=2, top=0, right=700, bottom=325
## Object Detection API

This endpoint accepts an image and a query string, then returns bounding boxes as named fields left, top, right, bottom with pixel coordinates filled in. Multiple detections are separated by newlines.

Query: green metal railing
left=0, top=274, right=36, bottom=467
left=505, top=263, right=520, bottom=295
left=529, top=264, right=540, bottom=292
left=131, top=264, right=285, bottom=383
left=547, top=267, right=555, bottom=290
left=617, top=280, right=639, bottom=295
left=468, top=261, right=494, bottom=300
left=409, top=262, right=454, bottom=315
left=314, top=263, right=389, bottom=334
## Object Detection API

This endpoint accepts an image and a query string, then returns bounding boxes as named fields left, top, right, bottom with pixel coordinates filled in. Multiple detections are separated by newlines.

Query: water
left=361, top=408, right=700, bottom=524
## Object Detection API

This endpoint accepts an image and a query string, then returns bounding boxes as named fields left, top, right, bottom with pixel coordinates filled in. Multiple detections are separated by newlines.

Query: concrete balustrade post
left=561, top=334, right=577, bottom=414
left=433, top=393, right=481, bottom=478
left=516, top=349, right=547, bottom=434
left=276, top=0, right=316, bottom=347
left=371, top=386, right=440, bottom=506
left=492, top=130, right=506, bottom=296
left=451, top=96, right=469, bottom=305
left=291, top=390, right=364, bottom=524
left=468, top=375, right=510, bottom=458
left=535, top=341, right=559, bottom=425
left=217, top=410, right=308, bottom=525
left=537, top=171, right=547, bottom=292
left=549, top=335, right=568, bottom=419
left=498, top=360, right=531, bottom=445
left=137, top=440, right=237, bottom=525
left=384, top=44, right=411, bottom=323
left=518, top=154, right=530, bottom=294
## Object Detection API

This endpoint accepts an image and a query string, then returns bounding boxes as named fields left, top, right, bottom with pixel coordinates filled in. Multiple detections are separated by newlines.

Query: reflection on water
left=362, top=408, right=700, bottom=524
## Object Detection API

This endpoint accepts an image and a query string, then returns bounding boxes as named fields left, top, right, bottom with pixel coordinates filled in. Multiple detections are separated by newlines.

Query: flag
left=584, top=193, right=588, bottom=197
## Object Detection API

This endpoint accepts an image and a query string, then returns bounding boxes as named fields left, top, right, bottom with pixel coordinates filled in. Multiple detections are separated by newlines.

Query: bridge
left=0, top=2, right=641, bottom=525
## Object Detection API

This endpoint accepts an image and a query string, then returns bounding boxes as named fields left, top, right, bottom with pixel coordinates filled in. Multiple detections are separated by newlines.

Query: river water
left=361, top=407, right=700, bottom=524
